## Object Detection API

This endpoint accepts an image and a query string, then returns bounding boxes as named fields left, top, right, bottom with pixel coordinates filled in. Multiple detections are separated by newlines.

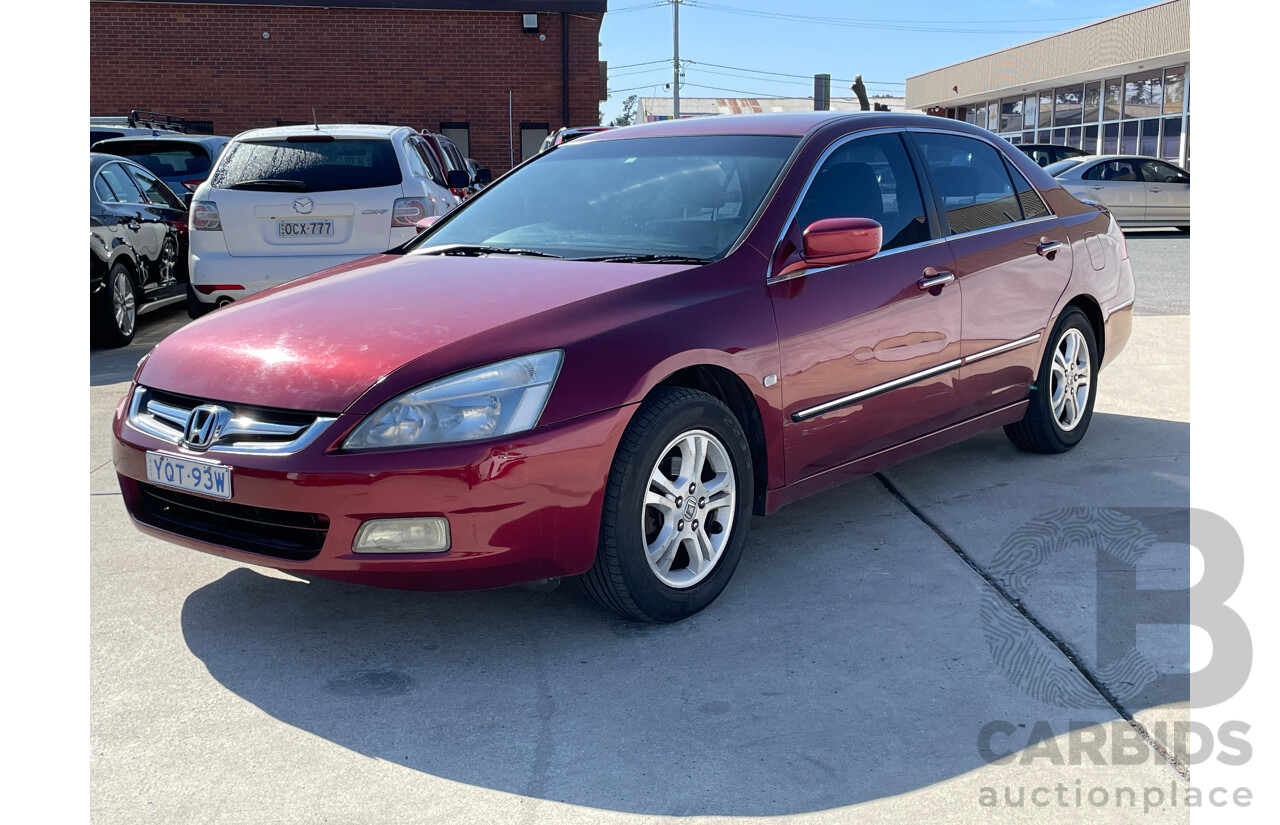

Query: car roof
left=231, top=124, right=411, bottom=141
left=89, top=152, right=148, bottom=171
left=580, top=111, right=979, bottom=142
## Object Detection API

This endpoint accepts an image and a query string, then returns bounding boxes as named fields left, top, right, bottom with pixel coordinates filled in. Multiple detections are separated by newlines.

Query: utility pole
left=672, top=0, right=681, bottom=119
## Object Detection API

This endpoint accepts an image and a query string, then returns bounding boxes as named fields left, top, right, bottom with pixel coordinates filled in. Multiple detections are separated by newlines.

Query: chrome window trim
left=126, top=386, right=337, bottom=456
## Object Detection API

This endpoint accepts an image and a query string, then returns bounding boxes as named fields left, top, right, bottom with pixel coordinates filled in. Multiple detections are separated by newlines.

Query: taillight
left=392, top=198, right=428, bottom=227
left=191, top=201, right=221, bottom=231
left=450, top=188, right=468, bottom=199
left=181, top=178, right=204, bottom=192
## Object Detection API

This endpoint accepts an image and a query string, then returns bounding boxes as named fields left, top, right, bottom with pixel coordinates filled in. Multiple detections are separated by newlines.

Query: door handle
left=1088, top=184, right=1104, bottom=190
left=1148, top=187, right=1163, bottom=193
left=126, top=220, right=142, bottom=230
left=1037, top=239, right=1064, bottom=258
left=918, top=269, right=955, bottom=290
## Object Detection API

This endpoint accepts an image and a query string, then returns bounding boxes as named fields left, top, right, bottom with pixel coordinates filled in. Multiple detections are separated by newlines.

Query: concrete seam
left=874, top=471, right=1191, bottom=782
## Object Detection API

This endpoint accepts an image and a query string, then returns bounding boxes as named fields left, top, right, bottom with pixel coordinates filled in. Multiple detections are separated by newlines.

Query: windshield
left=1044, top=158, right=1084, bottom=177
left=410, top=135, right=798, bottom=261
left=210, top=138, right=402, bottom=192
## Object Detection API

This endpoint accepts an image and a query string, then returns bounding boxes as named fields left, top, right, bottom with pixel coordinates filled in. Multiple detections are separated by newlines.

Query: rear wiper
left=575, top=254, right=712, bottom=265
left=419, top=244, right=564, bottom=259
left=228, top=179, right=307, bottom=191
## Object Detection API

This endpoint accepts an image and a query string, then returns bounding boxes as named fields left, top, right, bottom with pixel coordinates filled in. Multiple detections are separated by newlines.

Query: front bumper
left=112, top=393, right=636, bottom=590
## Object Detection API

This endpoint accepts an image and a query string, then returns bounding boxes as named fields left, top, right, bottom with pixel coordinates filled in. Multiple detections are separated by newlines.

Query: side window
left=913, top=133, right=1024, bottom=235
left=1082, top=159, right=1141, bottom=182
left=128, top=166, right=183, bottom=209
left=410, top=137, right=447, bottom=187
left=1003, top=157, right=1051, bottom=220
left=795, top=132, right=930, bottom=252
left=93, top=173, right=119, bottom=203
left=1140, top=160, right=1188, bottom=184
left=99, top=163, right=146, bottom=204
left=403, top=138, right=430, bottom=179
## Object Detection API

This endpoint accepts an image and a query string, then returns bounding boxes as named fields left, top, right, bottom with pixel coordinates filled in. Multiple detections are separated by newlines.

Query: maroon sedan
left=112, top=112, right=1134, bottom=621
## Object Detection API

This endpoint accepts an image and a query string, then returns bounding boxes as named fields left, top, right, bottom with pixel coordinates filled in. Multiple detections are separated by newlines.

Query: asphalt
left=90, top=243, right=1191, bottom=823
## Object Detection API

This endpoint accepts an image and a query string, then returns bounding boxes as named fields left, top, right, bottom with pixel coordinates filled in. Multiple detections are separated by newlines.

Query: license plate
left=278, top=219, right=333, bottom=237
left=145, top=452, right=232, bottom=500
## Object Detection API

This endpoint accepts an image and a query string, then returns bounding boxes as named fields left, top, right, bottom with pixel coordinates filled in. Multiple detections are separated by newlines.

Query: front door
left=1139, top=159, right=1191, bottom=226
left=769, top=132, right=962, bottom=483
left=1081, top=158, right=1147, bottom=223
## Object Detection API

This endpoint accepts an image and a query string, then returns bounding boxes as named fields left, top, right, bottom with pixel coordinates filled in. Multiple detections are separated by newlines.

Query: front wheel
left=1005, top=307, right=1098, bottom=453
left=581, top=387, right=754, bottom=622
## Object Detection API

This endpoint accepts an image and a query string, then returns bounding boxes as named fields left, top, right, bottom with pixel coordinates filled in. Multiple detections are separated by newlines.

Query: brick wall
left=89, top=2, right=603, bottom=171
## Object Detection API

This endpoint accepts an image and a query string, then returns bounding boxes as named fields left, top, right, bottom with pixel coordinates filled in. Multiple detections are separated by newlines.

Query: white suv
left=187, top=124, right=463, bottom=316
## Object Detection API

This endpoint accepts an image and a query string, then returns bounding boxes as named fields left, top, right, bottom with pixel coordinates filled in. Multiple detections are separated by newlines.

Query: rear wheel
left=1005, top=307, right=1098, bottom=453
left=581, top=387, right=754, bottom=622
left=94, top=262, right=137, bottom=348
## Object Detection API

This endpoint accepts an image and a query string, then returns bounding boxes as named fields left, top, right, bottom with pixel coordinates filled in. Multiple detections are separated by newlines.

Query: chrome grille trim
left=127, top=386, right=337, bottom=456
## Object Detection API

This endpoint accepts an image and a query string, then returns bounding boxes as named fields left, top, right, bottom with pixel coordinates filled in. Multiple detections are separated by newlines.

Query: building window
left=1054, top=85, right=1083, bottom=126
left=1038, top=90, right=1053, bottom=129
left=1103, top=78, right=1122, bottom=121
left=440, top=122, right=470, bottom=159
left=1023, top=95, right=1038, bottom=133
left=1140, top=118, right=1160, bottom=156
left=1123, top=69, right=1163, bottom=119
left=1161, top=117, right=1182, bottom=161
left=1083, top=82, right=1101, bottom=124
left=1067, top=126, right=1082, bottom=149
left=1103, top=123, right=1119, bottom=154
left=1163, top=66, right=1186, bottom=115
left=1084, top=124, right=1099, bottom=154
left=1120, top=120, right=1139, bottom=154
left=1000, top=97, right=1023, bottom=132
left=520, top=123, right=549, bottom=161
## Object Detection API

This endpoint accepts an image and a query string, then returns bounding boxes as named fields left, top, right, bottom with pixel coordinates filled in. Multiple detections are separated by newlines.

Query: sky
left=597, top=0, right=1141, bottom=122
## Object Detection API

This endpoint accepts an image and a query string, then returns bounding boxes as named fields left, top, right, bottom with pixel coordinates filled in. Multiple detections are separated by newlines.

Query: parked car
left=466, top=158, right=493, bottom=193
left=186, top=124, right=461, bottom=317
left=539, top=125, right=612, bottom=153
left=112, top=112, right=1133, bottom=621
left=1017, top=144, right=1089, bottom=167
left=91, top=134, right=230, bottom=200
left=90, top=153, right=189, bottom=347
left=1051, top=155, right=1189, bottom=230
left=420, top=131, right=486, bottom=200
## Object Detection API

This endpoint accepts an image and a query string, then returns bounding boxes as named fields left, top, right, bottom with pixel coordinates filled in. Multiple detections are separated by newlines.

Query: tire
left=94, top=262, right=138, bottom=348
left=581, top=386, right=755, bottom=622
left=186, top=283, right=214, bottom=319
left=1005, top=307, right=1098, bottom=454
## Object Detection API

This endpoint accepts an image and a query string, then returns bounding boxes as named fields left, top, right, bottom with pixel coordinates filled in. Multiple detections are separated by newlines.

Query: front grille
left=137, top=483, right=328, bottom=561
left=128, top=386, right=336, bottom=455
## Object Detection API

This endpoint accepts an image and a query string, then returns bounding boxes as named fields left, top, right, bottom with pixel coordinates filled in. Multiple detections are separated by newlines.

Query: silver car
left=1051, top=155, right=1189, bottom=230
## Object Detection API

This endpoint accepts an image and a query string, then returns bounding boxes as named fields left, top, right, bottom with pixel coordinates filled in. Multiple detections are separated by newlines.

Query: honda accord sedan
left=112, top=112, right=1134, bottom=621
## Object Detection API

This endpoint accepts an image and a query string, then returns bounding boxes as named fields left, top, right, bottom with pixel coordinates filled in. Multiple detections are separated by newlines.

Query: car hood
left=138, top=253, right=694, bottom=413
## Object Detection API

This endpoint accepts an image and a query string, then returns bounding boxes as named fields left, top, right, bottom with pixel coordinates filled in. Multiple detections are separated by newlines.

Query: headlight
left=344, top=351, right=563, bottom=449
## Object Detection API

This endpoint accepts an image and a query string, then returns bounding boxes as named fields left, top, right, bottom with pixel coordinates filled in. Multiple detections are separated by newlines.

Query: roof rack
left=126, top=110, right=188, bottom=133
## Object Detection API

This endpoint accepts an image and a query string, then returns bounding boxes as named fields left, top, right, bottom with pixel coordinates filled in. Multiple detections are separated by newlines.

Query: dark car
left=420, top=131, right=489, bottom=200
left=540, top=125, right=612, bottom=153
left=1017, top=143, right=1090, bottom=167
left=91, top=134, right=230, bottom=200
left=112, top=112, right=1133, bottom=620
left=90, top=153, right=190, bottom=347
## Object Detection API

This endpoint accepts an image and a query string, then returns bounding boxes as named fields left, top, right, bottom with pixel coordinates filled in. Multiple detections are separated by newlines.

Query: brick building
left=90, top=0, right=607, bottom=171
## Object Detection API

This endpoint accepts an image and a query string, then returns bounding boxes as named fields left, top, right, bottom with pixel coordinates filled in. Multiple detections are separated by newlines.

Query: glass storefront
left=947, top=63, right=1189, bottom=168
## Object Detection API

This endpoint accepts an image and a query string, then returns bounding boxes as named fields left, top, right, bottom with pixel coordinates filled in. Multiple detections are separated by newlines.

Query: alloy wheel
left=641, top=429, right=737, bottom=588
left=1050, top=327, right=1090, bottom=431
left=112, top=270, right=136, bottom=338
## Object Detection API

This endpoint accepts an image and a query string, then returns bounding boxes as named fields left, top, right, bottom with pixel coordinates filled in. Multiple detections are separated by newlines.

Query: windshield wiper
left=228, top=179, right=307, bottom=191
left=418, top=244, right=564, bottom=259
left=575, top=254, right=712, bottom=265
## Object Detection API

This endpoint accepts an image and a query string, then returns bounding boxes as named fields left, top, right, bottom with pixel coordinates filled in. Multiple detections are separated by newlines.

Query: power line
left=690, top=60, right=903, bottom=86
left=608, top=58, right=670, bottom=70
left=689, top=64, right=901, bottom=92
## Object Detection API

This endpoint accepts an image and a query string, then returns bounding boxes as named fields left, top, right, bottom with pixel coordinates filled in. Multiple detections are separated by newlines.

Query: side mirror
left=183, top=192, right=193, bottom=208
left=446, top=169, right=471, bottom=189
left=415, top=216, right=441, bottom=234
left=474, top=168, right=492, bottom=185
left=777, top=217, right=882, bottom=277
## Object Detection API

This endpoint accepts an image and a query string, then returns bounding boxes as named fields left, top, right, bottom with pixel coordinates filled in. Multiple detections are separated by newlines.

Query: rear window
left=93, top=140, right=212, bottom=178
left=210, top=138, right=402, bottom=192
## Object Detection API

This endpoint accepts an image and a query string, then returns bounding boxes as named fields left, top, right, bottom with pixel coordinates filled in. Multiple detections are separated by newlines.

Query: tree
left=610, top=95, right=639, bottom=127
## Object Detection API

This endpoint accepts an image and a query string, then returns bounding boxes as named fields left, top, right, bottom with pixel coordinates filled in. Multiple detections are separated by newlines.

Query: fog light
left=353, top=518, right=450, bottom=553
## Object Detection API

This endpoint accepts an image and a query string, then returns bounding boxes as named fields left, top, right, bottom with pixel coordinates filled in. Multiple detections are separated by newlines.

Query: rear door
left=909, top=131, right=1073, bottom=420
left=1138, top=159, right=1190, bottom=225
left=1080, top=159, right=1146, bottom=222
left=208, top=136, right=404, bottom=257
left=770, top=131, right=962, bottom=482
left=96, top=162, right=162, bottom=268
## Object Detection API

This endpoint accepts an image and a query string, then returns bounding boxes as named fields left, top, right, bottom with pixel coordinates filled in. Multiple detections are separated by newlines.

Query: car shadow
left=178, top=412, right=1188, bottom=816
left=90, top=304, right=192, bottom=386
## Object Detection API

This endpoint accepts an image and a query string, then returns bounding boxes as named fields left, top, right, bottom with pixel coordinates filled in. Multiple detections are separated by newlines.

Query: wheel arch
left=650, top=364, right=769, bottom=515
left=1062, top=293, right=1105, bottom=364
